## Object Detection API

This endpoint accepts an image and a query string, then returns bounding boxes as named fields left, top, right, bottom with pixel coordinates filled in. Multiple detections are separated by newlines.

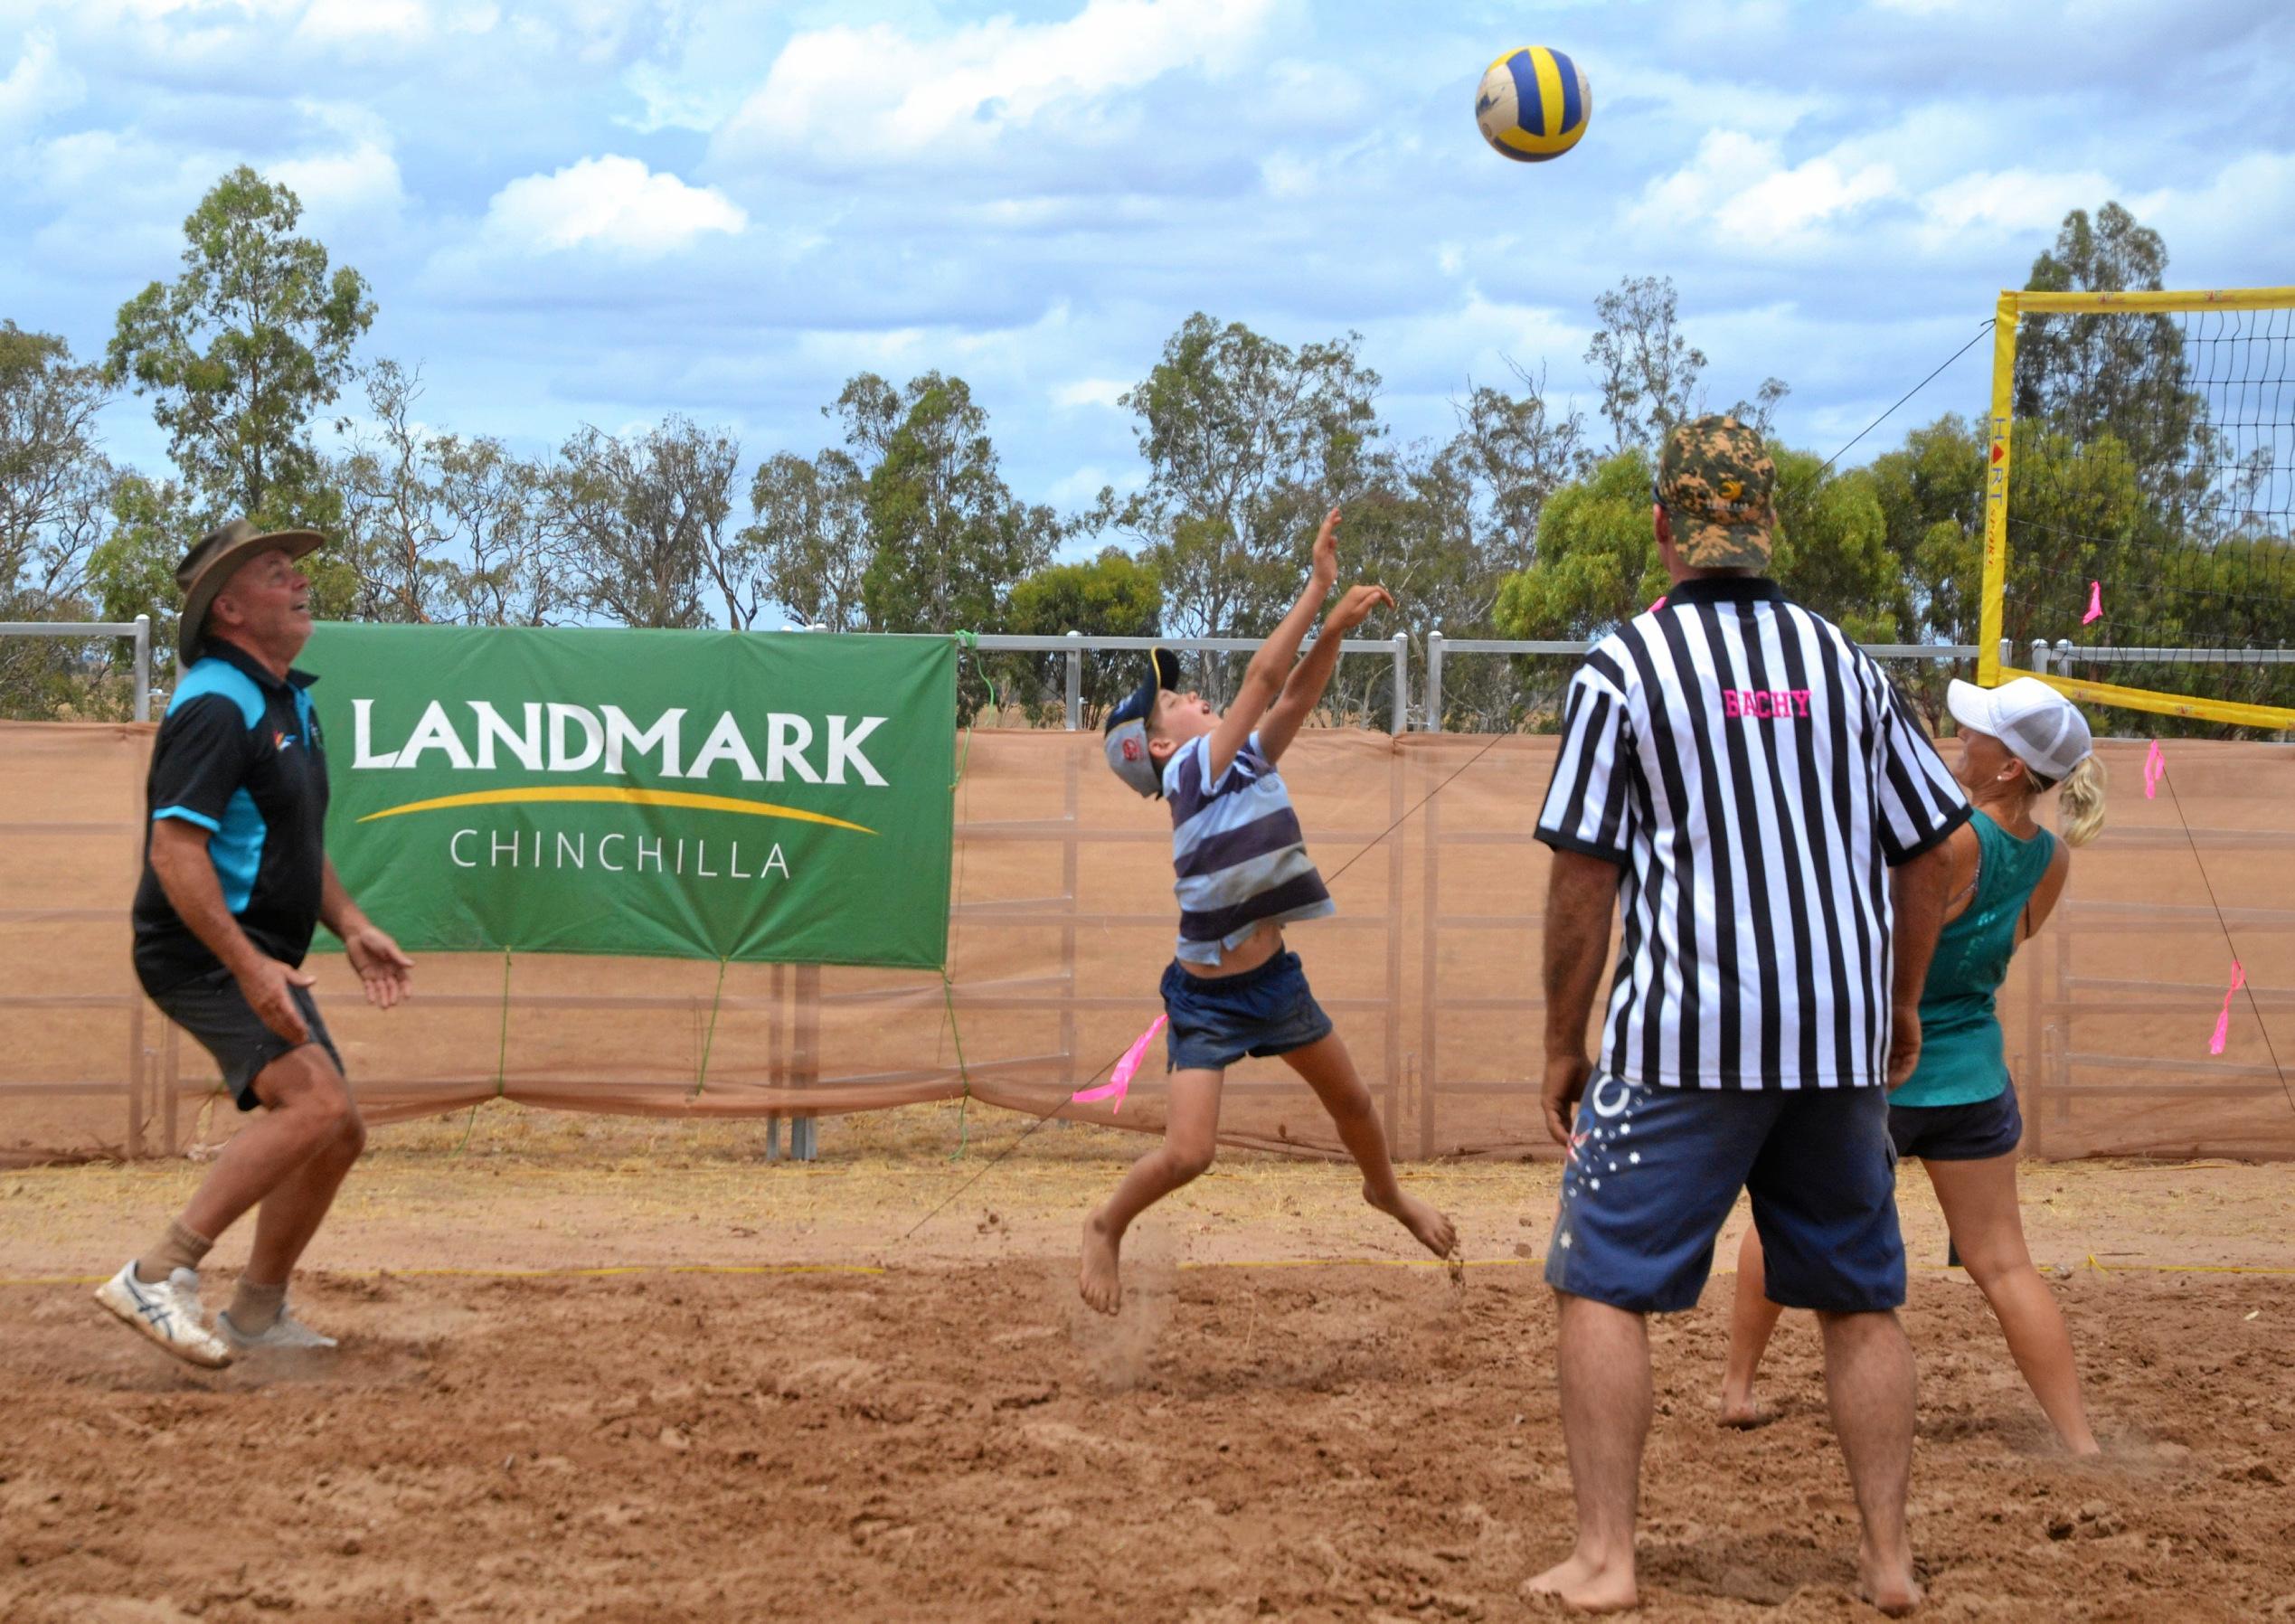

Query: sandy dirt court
left=2, top=1103, right=2290, bottom=1621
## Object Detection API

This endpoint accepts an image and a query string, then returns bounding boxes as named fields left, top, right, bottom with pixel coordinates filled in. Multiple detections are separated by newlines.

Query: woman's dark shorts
left=146, top=964, right=345, bottom=1112
left=1161, top=950, right=1335, bottom=1072
left=1888, top=1078, right=2025, bottom=1162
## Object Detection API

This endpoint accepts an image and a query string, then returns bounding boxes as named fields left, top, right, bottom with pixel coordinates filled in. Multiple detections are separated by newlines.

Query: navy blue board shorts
left=1545, top=1075, right=1905, bottom=1316
left=1889, top=1077, right=2025, bottom=1162
left=146, top=963, right=345, bottom=1112
left=1162, top=950, right=1335, bottom=1072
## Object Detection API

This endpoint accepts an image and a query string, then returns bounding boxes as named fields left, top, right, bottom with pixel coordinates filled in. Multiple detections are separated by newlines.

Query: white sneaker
left=94, top=1261, right=233, bottom=1369
left=217, top=1306, right=337, bottom=1351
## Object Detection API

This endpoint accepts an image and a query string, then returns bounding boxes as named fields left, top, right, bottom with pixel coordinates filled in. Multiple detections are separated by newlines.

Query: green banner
left=299, top=626, right=955, bottom=969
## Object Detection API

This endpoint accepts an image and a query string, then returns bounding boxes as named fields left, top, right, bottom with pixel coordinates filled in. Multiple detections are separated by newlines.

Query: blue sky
left=4, top=0, right=2291, bottom=556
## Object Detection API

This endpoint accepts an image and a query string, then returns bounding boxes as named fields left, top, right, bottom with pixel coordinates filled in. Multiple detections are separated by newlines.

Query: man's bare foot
left=1718, top=1386, right=1773, bottom=1429
left=1365, top=1181, right=1458, bottom=1260
left=1857, top=1541, right=1922, bottom=1617
left=1078, top=1211, right=1123, bottom=1316
left=1522, top=1550, right=1637, bottom=1612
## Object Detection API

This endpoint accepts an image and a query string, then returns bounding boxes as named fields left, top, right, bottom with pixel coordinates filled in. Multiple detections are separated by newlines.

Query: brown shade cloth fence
left=2, top=722, right=2290, bottom=1164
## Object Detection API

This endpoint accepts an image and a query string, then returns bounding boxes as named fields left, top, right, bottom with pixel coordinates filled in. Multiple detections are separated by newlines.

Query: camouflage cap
left=1657, top=413, right=1778, bottom=570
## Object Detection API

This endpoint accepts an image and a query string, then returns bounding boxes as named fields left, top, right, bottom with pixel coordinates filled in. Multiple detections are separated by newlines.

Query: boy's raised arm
left=1258, top=583, right=1393, bottom=763
left=1205, top=506, right=1339, bottom=783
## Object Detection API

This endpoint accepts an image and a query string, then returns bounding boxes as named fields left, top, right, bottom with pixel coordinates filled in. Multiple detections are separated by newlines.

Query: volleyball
left=1475, top=46, right=1591, bottom=164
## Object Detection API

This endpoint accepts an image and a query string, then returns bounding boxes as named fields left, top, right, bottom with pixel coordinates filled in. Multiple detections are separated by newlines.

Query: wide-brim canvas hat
left=175, top=519, right=324, bottom=664
left=1102, top=647, right=1184, bottom=798
left=1946, top=677, right=2092, bottom=782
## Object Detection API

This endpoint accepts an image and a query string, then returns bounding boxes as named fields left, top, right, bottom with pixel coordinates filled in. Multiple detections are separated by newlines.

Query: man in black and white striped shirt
left=1524, top=416, right=1966, bottom=1615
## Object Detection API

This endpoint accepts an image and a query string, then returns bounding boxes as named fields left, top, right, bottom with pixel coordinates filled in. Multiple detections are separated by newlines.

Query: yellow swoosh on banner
left=354, top=785, right=876, bottom=835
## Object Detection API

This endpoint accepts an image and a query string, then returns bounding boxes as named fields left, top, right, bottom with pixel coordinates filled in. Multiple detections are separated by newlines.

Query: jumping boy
left=1081, top=507, right=1456, bottom=1313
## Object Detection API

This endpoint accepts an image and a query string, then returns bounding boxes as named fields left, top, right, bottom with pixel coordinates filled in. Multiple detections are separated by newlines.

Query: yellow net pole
left=1978, top=291, right=2018, bottom=689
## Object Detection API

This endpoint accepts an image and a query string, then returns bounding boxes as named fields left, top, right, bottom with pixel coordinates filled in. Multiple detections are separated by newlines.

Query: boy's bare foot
left=1522, top=1550, right=1637, bottom=1613
left=1718, top=1386, right=1773, bottom=1429
left=1857, top=1540, right=1922, bottom=1617
left=1079, top=1211, right=1124, bottom=1316
left=1365, top=1182, right=1458, bottom=1261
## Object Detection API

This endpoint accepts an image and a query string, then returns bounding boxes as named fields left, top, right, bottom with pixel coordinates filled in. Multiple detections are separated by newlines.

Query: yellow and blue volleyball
left=1475, top=46, right=1591, bottom=164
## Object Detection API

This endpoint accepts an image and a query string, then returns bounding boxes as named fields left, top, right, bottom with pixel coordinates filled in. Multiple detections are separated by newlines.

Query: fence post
left=2031, top=639, right=2052, bottom=675
left=1998, top=637, right=2012, bottom=675
left=1391, top=632, right=1410, bottom=732
left=1063, top=630, right=1082, bottom=730
left=133, top=614, right=150, bottom=722
left=1425, top=632, right=1444, bottom=734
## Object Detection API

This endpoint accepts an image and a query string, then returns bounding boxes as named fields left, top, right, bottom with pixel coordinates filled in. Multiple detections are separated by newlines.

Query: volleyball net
left=1981, top=287, right=2295, bottom=733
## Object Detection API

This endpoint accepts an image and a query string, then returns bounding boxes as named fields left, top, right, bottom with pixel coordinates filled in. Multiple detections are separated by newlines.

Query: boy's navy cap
left=1103, top=647, right=1183, bottom=798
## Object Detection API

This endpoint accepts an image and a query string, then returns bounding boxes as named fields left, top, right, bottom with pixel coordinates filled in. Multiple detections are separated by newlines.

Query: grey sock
left=135, top=1218, right=212, bottom=1286
left=226, top=1279, right=288, bottom=1333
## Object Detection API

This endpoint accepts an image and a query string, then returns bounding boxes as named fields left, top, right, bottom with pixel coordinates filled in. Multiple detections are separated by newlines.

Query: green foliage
left=1120, top=314, right=1380, bottom=665
left=1001, top=548, right=1163, bottom=722
left=335, top=360, right=562, bottom=627
left=1770, top=448, right=1903, bottom=644
left=845, top=373, right=1061, bottom=646
left=106, top=166, right=373, bottom=528
left=743, top=448, right=871, bottom=632
left=548, top=417, right=739, bottom=630
left=1492, top=448, right=1663, bottom=643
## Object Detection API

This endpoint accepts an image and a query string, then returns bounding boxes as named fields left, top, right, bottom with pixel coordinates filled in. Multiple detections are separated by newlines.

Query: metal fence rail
left=2, top=618, right=2281, bottom=740
left=0, top=617, right=153, bottom=722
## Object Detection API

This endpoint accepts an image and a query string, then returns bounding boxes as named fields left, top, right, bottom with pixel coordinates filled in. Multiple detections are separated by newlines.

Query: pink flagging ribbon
left=2082, top=581, right=2103, bottom=624
left=2143, top=740, right=2165, bottom=800
left=1072, top=1015, right=1166, bottom=1114
left=1648, top=595, right=1668, bottom=614
left=2210, top=963, right=2246, bottom=1057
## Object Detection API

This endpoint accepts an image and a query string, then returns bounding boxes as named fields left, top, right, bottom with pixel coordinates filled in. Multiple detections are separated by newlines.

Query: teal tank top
left=1891, top=809, right=2056, bottom=1108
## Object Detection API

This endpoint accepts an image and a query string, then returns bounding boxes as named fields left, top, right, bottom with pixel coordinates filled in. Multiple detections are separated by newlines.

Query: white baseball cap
left=1945, top=677, right=2093, bottom=782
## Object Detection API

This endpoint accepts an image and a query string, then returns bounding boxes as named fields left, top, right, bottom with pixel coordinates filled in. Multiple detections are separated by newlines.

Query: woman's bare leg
left=1720, top=1223, right=1788, bottom=1426
left=1922, top=1153, right=2100, bottom=1455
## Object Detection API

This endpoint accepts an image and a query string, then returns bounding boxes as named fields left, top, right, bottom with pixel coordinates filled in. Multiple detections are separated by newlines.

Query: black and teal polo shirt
left=132, top=639, right=331, bottom=993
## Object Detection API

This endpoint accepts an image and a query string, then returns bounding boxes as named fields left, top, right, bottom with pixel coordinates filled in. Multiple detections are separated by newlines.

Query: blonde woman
left=1719, top=677, right=2106, bottom=1455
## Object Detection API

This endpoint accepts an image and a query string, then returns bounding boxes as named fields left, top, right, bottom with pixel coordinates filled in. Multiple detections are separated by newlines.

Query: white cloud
left=480, top=155, right=746, bottom=258
left=1916, top=165, right=2115, bottom=247
left=712, top=0, right=1282, bottom=169
left=0, top=31, right=85, bottom=130
left=1627, top=130, right=1899, bottom=246
left=293, top=0, right=432, bottom=45
left=270, top=100, right=409, bottom=230
left=1052, top=378, right=1128, bottom=410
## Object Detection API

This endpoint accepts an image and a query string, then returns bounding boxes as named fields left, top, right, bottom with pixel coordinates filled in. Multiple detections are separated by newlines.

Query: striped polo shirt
left=1165, top=732, right=1335, bottom=965
left=1536, top=576, right=1969, bottom=1090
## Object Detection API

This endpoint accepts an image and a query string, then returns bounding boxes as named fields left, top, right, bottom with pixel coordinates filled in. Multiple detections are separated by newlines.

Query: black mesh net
left=2007, top=302, right=2295, bottom=733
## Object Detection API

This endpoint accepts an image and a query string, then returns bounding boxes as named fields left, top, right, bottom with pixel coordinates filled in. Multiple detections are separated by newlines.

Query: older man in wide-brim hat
left=94, top=520, right=414, bottom=1368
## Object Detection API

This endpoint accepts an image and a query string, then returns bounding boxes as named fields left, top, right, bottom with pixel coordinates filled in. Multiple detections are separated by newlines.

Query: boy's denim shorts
left=1161, top=950, right=1334, bottom=1072
left=1544, top=1075, right=1905, bottom=1316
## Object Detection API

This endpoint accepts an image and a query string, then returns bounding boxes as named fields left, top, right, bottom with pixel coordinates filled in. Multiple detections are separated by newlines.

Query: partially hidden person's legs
left=1922, top=1152, right=2100, bottom=1455
left=1525, top=1291, right=1649, bottom=1612
left=1279, top=1030, right=1455, bottom=1260
left=1818, top=1309, right=1922, bottom=1615
left=1079, top=1066, right=1223, bottom=1315
left=1719, top=1223, right=1788, bottom=1426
